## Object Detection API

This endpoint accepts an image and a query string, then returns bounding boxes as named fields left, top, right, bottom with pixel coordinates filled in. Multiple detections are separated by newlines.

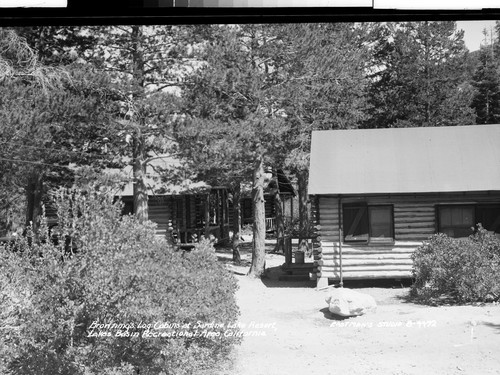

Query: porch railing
left=265, top=217, right=276, bottom=232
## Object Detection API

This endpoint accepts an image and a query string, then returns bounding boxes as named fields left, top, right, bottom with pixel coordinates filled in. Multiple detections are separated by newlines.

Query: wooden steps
left=278, top=274, right=312, bottom=281
left=279, top=262, right=314, bottom=281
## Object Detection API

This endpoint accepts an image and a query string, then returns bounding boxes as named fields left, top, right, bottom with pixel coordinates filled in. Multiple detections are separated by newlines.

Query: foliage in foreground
left=0, top=183, right=240, bottom=375
left=411, top=226, right=500, bottom=304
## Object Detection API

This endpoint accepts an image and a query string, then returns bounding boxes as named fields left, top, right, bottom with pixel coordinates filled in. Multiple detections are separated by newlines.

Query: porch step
left=282, top=262, right=314, bottom=275
left=278, top=262, right=315, bottom=282
left=278, top=274, right=312, bottom=282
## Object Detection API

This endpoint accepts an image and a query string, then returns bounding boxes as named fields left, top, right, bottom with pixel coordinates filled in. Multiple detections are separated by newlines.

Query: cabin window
left=438, top=205, right=474, bottom=238
left=476, top=205, right=500, bottom=234
left=343, top=204, right=369, bottom=242
left=438, top=204, right=500, bottom=238
left=369, top=206, right=394, bottom=241
left=343, top=204, right=394, bottom=243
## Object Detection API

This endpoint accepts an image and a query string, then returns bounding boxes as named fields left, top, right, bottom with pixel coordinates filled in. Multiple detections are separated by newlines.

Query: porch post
left=338, top=195, right=343, bottom=288
left=204, top=193, right=210, bottom=238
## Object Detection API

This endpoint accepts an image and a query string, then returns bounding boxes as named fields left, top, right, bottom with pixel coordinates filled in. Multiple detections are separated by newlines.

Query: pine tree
left=270, top=23, right=370, bottom=253
left=84, top=25, right=196, bottom=222
left=471, top=27, right=500, bottom=124
left=0, top=28, right=120, bottom=233
left=0, top=66, right=121, bottom=232
left=177, top=25, right=288, bottom=277
left=178, top=23, right=371, bottom=271
left=366, top=21, right=475, bottom=128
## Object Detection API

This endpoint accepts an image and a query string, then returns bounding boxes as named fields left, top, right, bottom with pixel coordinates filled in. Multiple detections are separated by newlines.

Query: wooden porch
left=168, top=188, right=230, bottom=249
left=278, top=236, right=317, bottom=281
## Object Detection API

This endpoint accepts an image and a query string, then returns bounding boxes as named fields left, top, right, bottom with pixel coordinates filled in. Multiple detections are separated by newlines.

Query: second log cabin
left=117, top=155, right=230, bottom=247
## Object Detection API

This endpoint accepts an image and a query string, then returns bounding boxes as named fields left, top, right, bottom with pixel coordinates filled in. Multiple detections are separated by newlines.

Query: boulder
left=326, top=288, right=377, bottom=317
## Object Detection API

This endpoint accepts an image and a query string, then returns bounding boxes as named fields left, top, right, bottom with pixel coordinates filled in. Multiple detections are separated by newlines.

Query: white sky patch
left=0, top=0, right=66, bottom=6
left=457, top=20, right=498, bottom=52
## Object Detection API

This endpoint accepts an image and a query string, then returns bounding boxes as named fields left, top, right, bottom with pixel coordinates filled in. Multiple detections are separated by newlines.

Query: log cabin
left=239, top=168, right=297, bottom=232
left=117, top=159, right=295, bottom=247
left=308, top=124, right=500, bottom=288
left=117, top=155, right=230, bottom=247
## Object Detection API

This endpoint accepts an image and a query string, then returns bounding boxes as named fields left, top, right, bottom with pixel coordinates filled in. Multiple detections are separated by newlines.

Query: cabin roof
left=114, top=155, right=294, bottom=198
left=308, top=124, right=500, bottom=195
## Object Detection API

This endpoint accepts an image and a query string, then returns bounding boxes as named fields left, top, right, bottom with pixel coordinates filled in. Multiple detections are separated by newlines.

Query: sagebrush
left=0, top=181, right=240, bottom=375
left=411, top=226, right=500, bottom=303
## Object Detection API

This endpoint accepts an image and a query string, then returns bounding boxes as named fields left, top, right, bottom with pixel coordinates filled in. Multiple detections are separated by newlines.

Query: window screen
left=343, top=204, right=368, bottom=242
left=369, top=205, right=394, bottom=240
left=343, top=204, right=394, bottom=243
left=438, top=205, right=474, bottom=238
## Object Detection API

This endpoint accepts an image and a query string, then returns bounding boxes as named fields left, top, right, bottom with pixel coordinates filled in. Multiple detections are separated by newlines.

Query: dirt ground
left=216, top=243, right=500, bottom=375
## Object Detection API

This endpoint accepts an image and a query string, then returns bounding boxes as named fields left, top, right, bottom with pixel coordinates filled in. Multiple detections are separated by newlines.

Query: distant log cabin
left=117, top=160, right=296, bottom=246
left=116, top=155, right=230, bottom=247
left=121, top=189, right=229, bottom=247
left=308, top=125, right=500, bottom=288
left=239, top=169, right=297, bottom=232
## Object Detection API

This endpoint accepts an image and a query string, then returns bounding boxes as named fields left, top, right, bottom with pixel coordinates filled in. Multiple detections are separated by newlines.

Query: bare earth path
left=217, top=246, right=500, bottom=375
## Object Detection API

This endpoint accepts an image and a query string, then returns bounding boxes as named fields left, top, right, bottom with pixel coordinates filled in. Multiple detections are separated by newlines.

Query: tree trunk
left=273, top=190, right=285, bottom=254
left=204, top=193, right=211, bottom=238
left=298, top=170, right=311, bottom=255
left=248, top=157, right=266, bottom=278
left=25, top=170, right=43, bottom=236
left=131, top=25, right=148, bottom=223
left=218, top=189, right=229, bottom=245
left=133, top=134, right=148, bottom=222
left=131, top=25, right=146, bottom=90
left=231, top=183, right=242, bottom=264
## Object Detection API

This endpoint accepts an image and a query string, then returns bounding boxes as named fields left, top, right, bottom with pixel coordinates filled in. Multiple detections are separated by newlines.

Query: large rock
left=326, top=288, right=377, bottom=317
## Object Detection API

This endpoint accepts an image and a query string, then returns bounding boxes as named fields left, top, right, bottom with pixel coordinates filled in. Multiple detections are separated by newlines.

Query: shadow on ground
left=339, top=279, right=413, bottom=289
left=216, top=255, right=252, bottom=268
left=319, top=307, right=350, bottom=320
left=260, top=265, right=317, bottom=289
left=483, top=321, right=500, bottom=334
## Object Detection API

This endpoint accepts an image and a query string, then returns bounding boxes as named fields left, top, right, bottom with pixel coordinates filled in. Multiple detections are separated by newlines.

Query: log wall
left=314, top=193, right=500, bottom=287
left=149, top=196, right=172, bottom=238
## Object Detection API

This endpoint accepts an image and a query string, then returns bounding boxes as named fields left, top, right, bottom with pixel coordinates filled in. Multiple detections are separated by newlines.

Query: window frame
left=342, top=203, right=369, bottom=243
left=342, top=203, right=394, bottom=244
left=437, top=203, right=500, bottom=238
left=368, top=205, right=395, bottom=244
left=436, top=204, right=475, bottom=238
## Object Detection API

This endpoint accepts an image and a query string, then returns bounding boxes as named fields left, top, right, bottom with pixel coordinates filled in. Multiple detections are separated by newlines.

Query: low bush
left=0, top=181, right=240, bottom=375
left=411, top=226, right=500, bottom=304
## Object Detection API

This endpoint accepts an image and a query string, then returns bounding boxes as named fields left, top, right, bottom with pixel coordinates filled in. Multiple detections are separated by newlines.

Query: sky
left=457, top=20, right=498, bottom=52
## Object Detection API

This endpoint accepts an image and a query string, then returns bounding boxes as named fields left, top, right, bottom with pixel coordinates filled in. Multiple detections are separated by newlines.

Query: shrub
left=0, top=181, right=240, bottom=375
left=411, top=226, right=500, bottom=304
